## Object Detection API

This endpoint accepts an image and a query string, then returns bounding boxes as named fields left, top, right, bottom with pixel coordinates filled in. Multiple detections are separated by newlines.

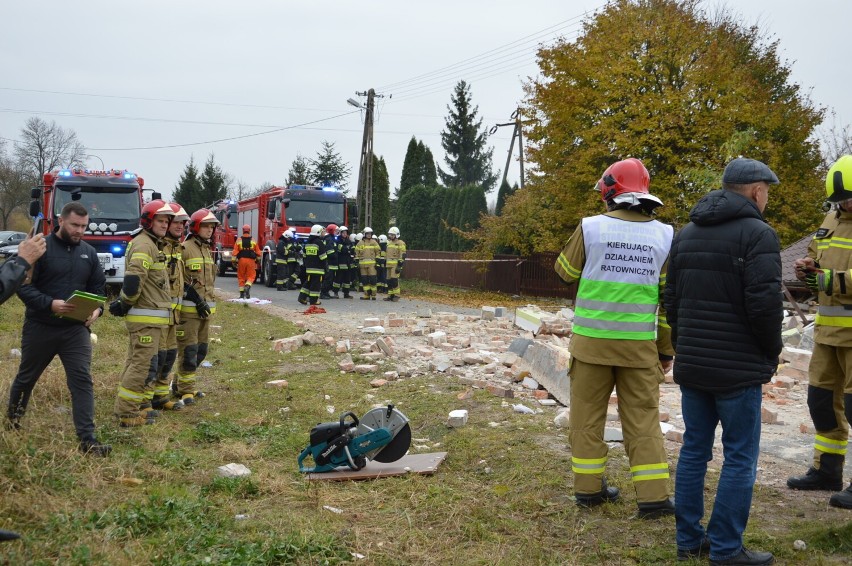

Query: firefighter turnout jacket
left=180, top=234, right=217, bottom=318
left=119, top=230, right=172, bottom=326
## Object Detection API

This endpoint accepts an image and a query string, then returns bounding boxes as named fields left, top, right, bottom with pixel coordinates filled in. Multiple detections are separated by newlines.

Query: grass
left=0, top=292, right=850, bottom=564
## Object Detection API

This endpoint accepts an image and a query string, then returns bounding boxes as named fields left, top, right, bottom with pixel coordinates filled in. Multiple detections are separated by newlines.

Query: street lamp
left=347, top=98, right=363, bottom=109
left=86, top=154, right=105, bottom=170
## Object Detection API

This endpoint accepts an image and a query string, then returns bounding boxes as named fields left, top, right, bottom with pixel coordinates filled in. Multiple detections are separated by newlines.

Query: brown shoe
left=119, top=416, right=156, bottom=427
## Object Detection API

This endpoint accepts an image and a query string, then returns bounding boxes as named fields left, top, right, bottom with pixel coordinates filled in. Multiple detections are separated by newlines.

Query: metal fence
left=404, top=250, right=575, bottom=299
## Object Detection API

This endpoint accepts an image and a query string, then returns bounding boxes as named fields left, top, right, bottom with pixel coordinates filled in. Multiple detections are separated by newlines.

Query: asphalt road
left=214, top=271, right=481, bottom=319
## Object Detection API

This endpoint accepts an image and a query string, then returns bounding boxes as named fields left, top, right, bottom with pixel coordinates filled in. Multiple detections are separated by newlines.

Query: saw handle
left=340, top=411, right=359, bottom=430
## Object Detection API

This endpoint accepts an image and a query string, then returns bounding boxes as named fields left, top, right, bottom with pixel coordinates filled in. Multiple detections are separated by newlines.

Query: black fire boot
left=787, top=453, right=844, bottom=491
left=239, top=290, right=245, bottom=299
left=575, top=478, right=620, bottom=508
left=637, top=497, right=675, bottom=519
left=245, top=286, right=251, bottom=299
left=829, top=482, right=852, bottom=508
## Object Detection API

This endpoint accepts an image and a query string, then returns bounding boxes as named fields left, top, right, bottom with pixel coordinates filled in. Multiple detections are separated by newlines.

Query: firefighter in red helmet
left=110, top=199, right=175, bottom=427
left=232, top=224, right=261, bottom=298
left=554, top=158, right=674, bottom=517
left=172, top=208, right=219, bottom=405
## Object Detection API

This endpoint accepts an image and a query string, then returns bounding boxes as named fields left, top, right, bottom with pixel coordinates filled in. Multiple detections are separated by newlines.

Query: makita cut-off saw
left=298, top=405, right=411, bottom=473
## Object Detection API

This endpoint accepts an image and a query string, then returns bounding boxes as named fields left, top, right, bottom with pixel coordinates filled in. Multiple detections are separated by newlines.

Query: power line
left=377, top=6, right=603, bottom=92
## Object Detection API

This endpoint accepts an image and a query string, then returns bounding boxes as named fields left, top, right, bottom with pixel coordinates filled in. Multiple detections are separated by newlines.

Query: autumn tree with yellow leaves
left=474, top=0, right=825, bottom=255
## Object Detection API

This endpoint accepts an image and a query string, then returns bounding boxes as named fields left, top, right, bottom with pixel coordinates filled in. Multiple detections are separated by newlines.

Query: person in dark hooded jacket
left=664, top=158, right=782, bottom=566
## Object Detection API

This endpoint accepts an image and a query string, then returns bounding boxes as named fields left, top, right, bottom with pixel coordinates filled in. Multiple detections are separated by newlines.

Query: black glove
left=398, top=260, right=404, bottom=275
left=109, top=299, right=132, bottom=317
left=183, top=284, right=211, bottom=319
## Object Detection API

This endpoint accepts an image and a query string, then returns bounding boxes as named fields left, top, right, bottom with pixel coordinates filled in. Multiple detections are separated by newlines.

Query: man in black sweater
left=6, top=202, right=111, bottom=457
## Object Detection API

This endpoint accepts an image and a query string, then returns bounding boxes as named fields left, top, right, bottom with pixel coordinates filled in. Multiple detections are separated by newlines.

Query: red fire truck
left=236, top=184, right=347, bottom=286
left=34, top=168, right=149, bottom=285
left=207, top=199, right=239, bottom=275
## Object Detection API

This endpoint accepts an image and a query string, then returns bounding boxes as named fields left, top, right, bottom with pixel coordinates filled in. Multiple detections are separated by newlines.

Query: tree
left=199, top=153, right=229, bottom=209
left=820, top=111, right=852, bottom=168
left=0, top=142, right=31, bottom=229
left=173, top=156, right=203, bottom=212
left=495, top=179, right=518, bottom=216
left=287, top=154, right=311, bottom=185
left=370, top=155, right=391, bottom=234
left=399, top=137, right=439, bottom=199
left=438, top=80, right=497, bottom=192
left=14, top=117, right=86, bottom=179
left=474, top=0, right=824, bottom=254
left=420, top=142, right=438, bottom=188
left=399, top=137, right=421, bottom=197
left=310, top=141, right=351, bottom=191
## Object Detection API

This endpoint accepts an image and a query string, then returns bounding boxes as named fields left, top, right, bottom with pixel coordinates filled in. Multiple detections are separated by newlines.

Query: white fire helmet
left=310, top=224, right=324, bottom=236
left=338, top=225, right=348, bottom=233
left=283, top=230, right=294, bottom=239
left=388, top=226, right=400, bottom=238
left=378, top=235, right=388, bottom=244
left=355, top=233, right=363, bottom=242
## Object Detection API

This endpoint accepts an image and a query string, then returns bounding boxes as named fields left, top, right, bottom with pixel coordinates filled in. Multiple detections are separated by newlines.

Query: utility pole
left=351, top=88, right=384, bottom=230
left=490, top=108, right=530, bottom=189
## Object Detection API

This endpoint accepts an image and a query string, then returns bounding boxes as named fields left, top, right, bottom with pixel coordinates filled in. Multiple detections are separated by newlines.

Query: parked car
left=0, top=231, right=26, bottom=248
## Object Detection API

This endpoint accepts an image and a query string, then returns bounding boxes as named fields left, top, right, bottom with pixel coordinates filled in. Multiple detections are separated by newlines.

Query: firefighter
left=232, top=224, right=260, bottom=299
left=148, top=202, right=190, bottom=412
left=337, top=226, right=354, bottom=299
left=110, top=199, right=176, bottom=427
left=351, top=233, right=362, bottom=292
left=356, top=227, right=381, bottom=300
left=285, top=230, right=302, bottom=289
left=788, top=155, right=852, bottom=509
left=275, top=231, right=289, bottom=291
left=321, top=223, right=338, bottom=299
left=298, top=224, right=327, bottom=305
left=554, top=158, right=675, bottom=517
left=384, top=226, right=407, bottom=302
left=376, top=234, right=388, bottom=294
left=174, top=209, right=218, bottom=406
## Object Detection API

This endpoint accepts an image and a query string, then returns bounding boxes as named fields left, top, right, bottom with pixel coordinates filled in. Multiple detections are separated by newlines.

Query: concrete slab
left=522, top=342, right=570, bottom=406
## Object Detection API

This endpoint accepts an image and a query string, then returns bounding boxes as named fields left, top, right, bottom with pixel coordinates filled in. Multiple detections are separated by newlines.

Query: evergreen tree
left=397, top=184, right=432, bottom=250
left=420, top=142, right=437, bottom=188
left=438, top=80, right=497, bottom=192
left=398, top=137, right=421, bottom=197
left=437, top=188, right=455, bottom=250
left=173, top=156, right=204, bottom=212
left=199, top=153, right=228, bottom=210
left=425, top=187, right=445, bottom=250
left=287, top=154, right=311, bottom=185
left=495, top=179, right=518, bottom=216
left=310, top=141, right=351, bottom=191
left=371, top=155, right=390, bottom=234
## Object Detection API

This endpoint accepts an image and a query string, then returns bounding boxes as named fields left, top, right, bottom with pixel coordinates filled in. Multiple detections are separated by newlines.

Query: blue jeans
left=675, top=385, right=762, bottom=562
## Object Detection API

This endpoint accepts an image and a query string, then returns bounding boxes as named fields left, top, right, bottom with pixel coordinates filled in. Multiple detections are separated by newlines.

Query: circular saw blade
left=358, top=407, right=411, bottom=463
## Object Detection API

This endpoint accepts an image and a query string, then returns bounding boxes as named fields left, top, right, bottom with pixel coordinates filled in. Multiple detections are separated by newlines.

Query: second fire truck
left=236, top=184, right=347, bottom=286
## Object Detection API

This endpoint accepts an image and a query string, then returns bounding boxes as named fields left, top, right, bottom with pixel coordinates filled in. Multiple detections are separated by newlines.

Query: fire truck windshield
left=54, top=186, right=141, bottom=223
left=285, top=200, right=345, bottom=226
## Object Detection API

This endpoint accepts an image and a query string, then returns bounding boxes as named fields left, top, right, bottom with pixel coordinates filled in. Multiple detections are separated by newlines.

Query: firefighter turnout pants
left=299, top=272, right=323, bottom=305
left=360, top=265, right=377, bottom=297
left=387, top=264, right=401, bottom=298
left=805, top=342, right=852, bottom=468
left=275, top=258, right=288, bottom=287
left=236, top=257, right=257, bottom=291
left=175, top=317, right=211, bottom=397
left=151, top=323, right=178, bottom=405
left=114, top=324, right=166, bottom=419
left=568, top=358, right=669, bottom=503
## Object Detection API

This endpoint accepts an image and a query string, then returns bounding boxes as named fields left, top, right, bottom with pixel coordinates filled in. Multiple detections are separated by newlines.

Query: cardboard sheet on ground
left=306, top=452, right=447, bottom=482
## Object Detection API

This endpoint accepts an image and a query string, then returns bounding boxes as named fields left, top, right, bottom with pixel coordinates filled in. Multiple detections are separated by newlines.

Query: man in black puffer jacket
left=664, top=158, right=782, bottom=566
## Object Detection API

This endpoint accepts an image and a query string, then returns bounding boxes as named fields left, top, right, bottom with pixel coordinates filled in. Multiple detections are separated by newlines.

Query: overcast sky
left=1, top=1, right=849, bottom=205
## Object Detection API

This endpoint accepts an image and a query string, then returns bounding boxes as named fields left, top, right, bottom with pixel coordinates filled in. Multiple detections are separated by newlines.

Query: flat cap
left=722, top=158, right=779, bottom=185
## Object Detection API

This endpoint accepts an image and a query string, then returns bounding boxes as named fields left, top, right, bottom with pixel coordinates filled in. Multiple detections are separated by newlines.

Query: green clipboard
left=60, top=290, right=107, bottom=322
